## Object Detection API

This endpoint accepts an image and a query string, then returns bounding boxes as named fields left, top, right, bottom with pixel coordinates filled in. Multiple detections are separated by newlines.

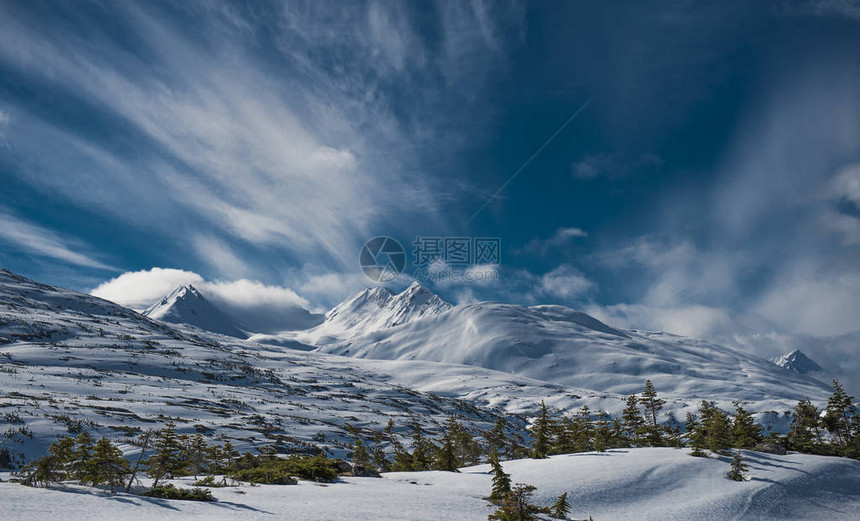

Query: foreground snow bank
left=3, top=448, right=859, bottom=520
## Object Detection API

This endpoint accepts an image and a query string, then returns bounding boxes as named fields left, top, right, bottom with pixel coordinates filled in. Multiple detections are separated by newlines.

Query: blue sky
left=1, top=1, right=860, bottom=383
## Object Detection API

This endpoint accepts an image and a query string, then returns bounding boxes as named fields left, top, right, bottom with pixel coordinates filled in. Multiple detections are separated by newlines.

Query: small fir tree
left=434, top=436, right=460, bottom=472
left=371, top=431, right=390, bottom=472
left=822, top=379, right=856, bottom=450
left=621, top=394, right=645, bottom=446
left=640, top=380, right=666, bottom=446
left=531, top=401, right=551, bottom=459
left=146, top=421, right=186, bottom=487
left=550, top=491, right=571, bottom=519
left=685, top=412, right=707, bottom=457
left=72, top=432, right=95, bottom=482
left=705, top=407, right=732, bottom=453
left=726, top=450, right=748, bottom=481
left=22, top=453, right=63, bottom=487
left=488, top=451, right=512, bottom=505
left=731, top=402, right=762, bottom=449
left=88, top=437, right=130, bottom=492
left=788, top=398, right=822, bottom=453
left=485, top=417, right=509, bottom=458
left=352, top=438, right=372, bottom=469
left=488, top=482, right=545, bottom=521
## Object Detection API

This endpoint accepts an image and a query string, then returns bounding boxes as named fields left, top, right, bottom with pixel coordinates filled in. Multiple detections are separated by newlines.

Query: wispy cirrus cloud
left=0, top=1, right=525, bottom=280
left=0, top=210, right=115, bottom=271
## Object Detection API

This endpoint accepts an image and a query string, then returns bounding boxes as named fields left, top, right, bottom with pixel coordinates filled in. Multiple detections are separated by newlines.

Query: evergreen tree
left=22, top=454, right=63, bottom=487
left=640, top=380, right=666, bottom=446
left=485, top=418, right=509, bottom=458
left=550, top=416, right=571, bottom=455
left=434, top=436, right=460, bottom=472
left=448, top=417, right=481, bottom=466
left=488, top=451, right=511, bottom=505
left=488, top=483, right=544, bottom=521
left=726, top=450, right=748, bottom=481
left=183, top=433, right=209, bottom=478
left=705, top=407, right=732, bottom=453
left=531, top=401, right=551, bottom=459
left=788, top=398, right=822, bottom=453
left=88, top=437, right=130, bottom=492
left=822, top=379, right=856, bottom=450
left=47, top=436, right=76, bottom=479
left=217, top=441, right=239, bottom=474
left=146, top=421, right=186, bottom=487
left=391, top=447, right=414, bottom=472
left=685, top=412, right=707, bottom=457
left=593, top=431, right=606, bottom=453
left=593, top=411, right=614, bottom=451
left=410, top=422, right=431, bottom=471
left=352, top=438, right=371, bottom=469
left=571, top=406, right=594, bottom=453
left=731, top=402, right=762, bottom=449
left=621, top=394, right=644, bottom=446
left=371, top=431, right=390, bottom=472
left=71, top=432, right=95, bottom=482
left=550, top=492, right=571, bottom=519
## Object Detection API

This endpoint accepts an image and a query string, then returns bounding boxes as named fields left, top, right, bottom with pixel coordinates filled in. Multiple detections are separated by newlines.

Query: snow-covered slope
left=0, top=269, right=522, bottom=466
left=4, top=448, right=859, bottom=520
left=143, top=284, right=246, bottom=338
left=311, top=291, right=832, bottom=408
left=770, top=349, right=826, bottom=379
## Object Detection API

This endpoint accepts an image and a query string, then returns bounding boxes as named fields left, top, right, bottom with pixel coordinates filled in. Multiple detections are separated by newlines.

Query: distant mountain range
left=135, top=277, right=834, bottom=408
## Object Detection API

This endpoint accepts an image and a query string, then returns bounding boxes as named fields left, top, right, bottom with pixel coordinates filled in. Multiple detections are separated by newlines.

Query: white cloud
left=91, top=268, right=204, bottom=309
left=587, top=302, right=733, bottom=339
left=829, top=163, right=860, bottom=205
left=538, top=264, right=596, bottom=300
left=751, top=263, right=860, bottom=337
left=91, top=267, right=322, bottom=332
left=522, top=227, right=588, bottom=255
left=0, top=210, right=115, bottom=271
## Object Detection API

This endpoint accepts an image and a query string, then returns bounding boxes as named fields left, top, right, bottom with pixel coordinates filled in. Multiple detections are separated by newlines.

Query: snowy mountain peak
left=299, top=283, right=451, bottom=343
left=770, top=349, right=825, bottom=375
left=143, top=284, right=245, bottom=338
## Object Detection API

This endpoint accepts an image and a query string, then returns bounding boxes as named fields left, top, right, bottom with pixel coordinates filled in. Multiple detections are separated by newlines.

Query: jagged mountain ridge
left=142, top=284, right=246, bottom=338
left=251, top=281, right=451, bottom=346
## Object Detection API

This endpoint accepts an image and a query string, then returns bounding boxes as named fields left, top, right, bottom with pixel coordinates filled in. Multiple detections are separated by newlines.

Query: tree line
left=14, top=378, right=859, bottom=513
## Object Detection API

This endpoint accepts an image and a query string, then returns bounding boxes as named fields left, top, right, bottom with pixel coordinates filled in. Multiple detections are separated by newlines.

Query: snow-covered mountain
left=0, top=269, right=522, bottom=466
left=770, top=349, right=827, bottom=379
left=143, top=284, right=246, bottom=338
left=251, top=281, right=451, bottom=346
left=309, top=286, right=832, bottom=408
